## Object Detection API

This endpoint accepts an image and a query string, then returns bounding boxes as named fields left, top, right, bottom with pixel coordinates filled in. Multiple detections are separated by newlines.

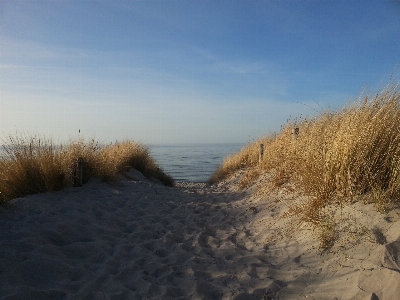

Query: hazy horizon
left=1, top=1, right=400, bottom=144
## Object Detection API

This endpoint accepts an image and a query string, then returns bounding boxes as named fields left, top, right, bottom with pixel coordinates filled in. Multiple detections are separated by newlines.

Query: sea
left=149, top=143, right=244, bottom=182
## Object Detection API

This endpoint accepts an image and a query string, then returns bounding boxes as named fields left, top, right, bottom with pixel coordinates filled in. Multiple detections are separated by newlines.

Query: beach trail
left=1, top=170, right=399, bottom=300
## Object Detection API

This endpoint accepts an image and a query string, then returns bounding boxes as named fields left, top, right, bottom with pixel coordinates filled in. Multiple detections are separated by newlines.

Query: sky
left=1, top=0, right=400, bottom=145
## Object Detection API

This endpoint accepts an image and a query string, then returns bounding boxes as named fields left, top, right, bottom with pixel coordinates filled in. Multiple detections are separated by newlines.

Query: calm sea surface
left=149, top=144, right=244, bottom=182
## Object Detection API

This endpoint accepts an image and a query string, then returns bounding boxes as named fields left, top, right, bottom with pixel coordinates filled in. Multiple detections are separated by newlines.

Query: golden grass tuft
left=209, top=81, right=400, bottom=249
left=0, top=136, right=174, bottom=203
left=208, top=134, right=277, bottom=185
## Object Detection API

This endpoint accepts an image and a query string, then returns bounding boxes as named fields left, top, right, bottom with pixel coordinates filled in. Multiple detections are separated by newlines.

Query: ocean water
left=149, top=143, right=244, bottom=182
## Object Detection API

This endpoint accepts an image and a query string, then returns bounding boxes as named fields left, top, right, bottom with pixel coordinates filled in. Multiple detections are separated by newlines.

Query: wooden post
left=259, top=143, right=264, bottom=164
left=292, top=127, right=299, bottom=140
left=74, top=157, right=83, bottom=187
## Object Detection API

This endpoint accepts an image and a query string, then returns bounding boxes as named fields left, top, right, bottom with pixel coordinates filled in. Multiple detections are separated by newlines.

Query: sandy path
left=1, top=170, right=400, bottom=300
left=0, top=171, right=273, bottom=300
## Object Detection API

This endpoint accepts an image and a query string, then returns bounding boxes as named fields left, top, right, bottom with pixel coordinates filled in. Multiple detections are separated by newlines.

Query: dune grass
left=0, top=136, right=174, bottom=203
left=209, top=82, right=400, bottom=249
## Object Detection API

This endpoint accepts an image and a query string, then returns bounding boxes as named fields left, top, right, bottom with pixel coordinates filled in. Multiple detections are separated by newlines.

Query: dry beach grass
left=0, top=136, right=173, bottom=202
left=210, top=82, right=400, bottom=250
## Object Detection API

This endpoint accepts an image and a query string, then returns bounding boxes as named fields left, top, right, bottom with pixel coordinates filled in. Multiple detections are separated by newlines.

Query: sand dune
left=1, top=170, right=399, bottom=299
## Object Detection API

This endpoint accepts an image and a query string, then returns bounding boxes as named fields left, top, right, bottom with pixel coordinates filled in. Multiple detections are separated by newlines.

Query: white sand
left=1, top=169, right=399, bottom=300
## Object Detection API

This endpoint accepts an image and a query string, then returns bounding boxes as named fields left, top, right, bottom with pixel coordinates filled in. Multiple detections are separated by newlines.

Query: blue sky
left=1, top=1, right=400, bottom=144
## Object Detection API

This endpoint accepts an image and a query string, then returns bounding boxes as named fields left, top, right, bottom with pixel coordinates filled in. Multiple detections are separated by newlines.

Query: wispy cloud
left=1, top=1, right=399, bottom=144
left=1, top=36, right=89, bottom=65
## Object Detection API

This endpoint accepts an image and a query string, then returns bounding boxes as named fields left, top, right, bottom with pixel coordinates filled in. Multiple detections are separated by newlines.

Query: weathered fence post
left=74, top=157, right=83, bottom=187
left=292, top=127, right=299, bottom=140
left=259, top=143, right=264, bottom=164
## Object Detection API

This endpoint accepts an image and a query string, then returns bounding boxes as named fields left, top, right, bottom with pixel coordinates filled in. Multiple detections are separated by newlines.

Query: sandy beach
left=1, top=169, right=399, bottom=300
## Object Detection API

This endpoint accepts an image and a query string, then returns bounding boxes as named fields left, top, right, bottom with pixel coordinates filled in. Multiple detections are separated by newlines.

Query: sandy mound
left=1, top=169, right=399, bottom=299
